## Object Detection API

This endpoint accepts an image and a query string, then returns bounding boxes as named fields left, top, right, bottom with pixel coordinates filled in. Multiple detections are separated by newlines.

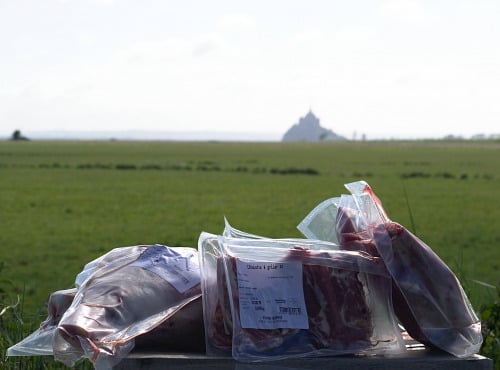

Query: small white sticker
left=236, top=259, right=309, bottom=330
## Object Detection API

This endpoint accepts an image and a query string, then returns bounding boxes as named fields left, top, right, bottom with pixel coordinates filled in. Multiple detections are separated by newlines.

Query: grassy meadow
left=0, top=139, right=499, bottom=368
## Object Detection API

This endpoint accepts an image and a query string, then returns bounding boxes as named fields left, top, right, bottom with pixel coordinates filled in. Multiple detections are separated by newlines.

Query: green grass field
left=0, top=139, right=499, bottom=368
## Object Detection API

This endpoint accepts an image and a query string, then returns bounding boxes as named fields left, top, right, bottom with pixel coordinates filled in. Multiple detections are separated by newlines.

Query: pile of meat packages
left=8, top=245, right=205, bottom=370
left=7, top=181, right=483, bottom=368
left=199, top=181, right=482, bottom=361
left=199, top=231, right=405, bottom=361
left=297, top=181, right=482, bottom=358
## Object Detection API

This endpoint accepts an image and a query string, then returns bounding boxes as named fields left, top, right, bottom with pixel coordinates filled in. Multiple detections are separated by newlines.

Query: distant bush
left=140, top=164, right=162, bottom=170
left=270, top=167, right=319, bottom=175
left=167, top=163, right=192, bottom=171
left=403, top=161, right=431, bottom=166
left=115, top=164, right=137, bottom=170
left=252, top=167, right=267, bottom=174
left=233, top=166, right=248, bottom=172
left=435, top=172, right=455, bottom=179
left=400, top=171, right=431, bottom=179
left=76, top=163, right=112, bottom=169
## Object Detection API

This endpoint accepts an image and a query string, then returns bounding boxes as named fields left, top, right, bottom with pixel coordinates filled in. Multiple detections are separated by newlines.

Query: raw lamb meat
left=8, top=287, right=205, bottom=359
left=285, top=247, right=374, bottom=347
left=335, top=206, right=378, bottom=255
left=372, top=222, right=482, bottom=357
left=199, top=233, right=404, bottom=361
left=53, top=245, right=202, bottom=369
left=226, top=245, right=402, bottom=361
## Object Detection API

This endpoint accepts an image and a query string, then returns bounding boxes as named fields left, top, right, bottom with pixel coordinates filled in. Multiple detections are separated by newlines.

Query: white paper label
left=130, top=245, right=200, bottom=293
left=236, top=259, right=309, bottom=330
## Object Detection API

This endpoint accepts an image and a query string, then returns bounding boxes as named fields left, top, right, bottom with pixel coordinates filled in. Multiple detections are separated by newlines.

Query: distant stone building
left=282, top=111, right=346, bottom=142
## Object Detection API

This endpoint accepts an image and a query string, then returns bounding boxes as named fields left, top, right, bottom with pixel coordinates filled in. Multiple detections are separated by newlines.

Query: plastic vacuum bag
left=203, top=218, right=341, bottom=357
left=198, top=232, right=405, bottom=362
left=297, top=197, right=341, bottom=244
left=7, top=247, right=140, bottom=358
left=298, top=180, right=483, bottom=358
left=298, top=181, right=387, bottom=247
left=7, top=288, right=77, bottom=357
left=198, top=233, right=233, bottom=356
left=8, top=289, right=204, bottom=365
left=51, top=244, right=202, bottom=369
left=223, top=217, right=266, bottom=239
left=372, top=222, right=482, bottom=357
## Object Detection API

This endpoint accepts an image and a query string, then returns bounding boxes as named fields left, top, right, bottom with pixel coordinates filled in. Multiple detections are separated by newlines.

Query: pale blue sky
left=1, top=0, right=499, bottom=139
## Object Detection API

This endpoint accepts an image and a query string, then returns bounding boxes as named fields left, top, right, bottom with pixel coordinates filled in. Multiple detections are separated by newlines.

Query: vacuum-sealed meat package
left=198, top=232, right=405, bottom=361
left=372, top=222, right=482, bottom=357
left=7, top=287, right=204, bottom=363
left=199, top=222, right=341, bottom=356
left=7, top=247, right=146, bottom=359
left=297, top=180, right=483, bottom=358
left=52, top=244, right=203, bottom=370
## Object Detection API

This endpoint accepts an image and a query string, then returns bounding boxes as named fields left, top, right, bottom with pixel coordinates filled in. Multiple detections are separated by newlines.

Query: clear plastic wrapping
left=198, top=233, right=233, bottom=355
left=6, top=288, right=77, bottom=357
left=198, top=232, right=405, bottom=361
left=297, top=197, right=341, bottom=244
left=6, top=245, right=204, bottom=370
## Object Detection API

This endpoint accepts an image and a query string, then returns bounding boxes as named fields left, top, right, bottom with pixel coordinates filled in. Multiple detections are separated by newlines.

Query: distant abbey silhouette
left=282, top=110, right=346, bottom=142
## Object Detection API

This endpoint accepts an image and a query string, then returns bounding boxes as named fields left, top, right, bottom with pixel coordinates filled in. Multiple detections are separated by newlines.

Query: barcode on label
left=279, top=306, right=302, bottom=315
